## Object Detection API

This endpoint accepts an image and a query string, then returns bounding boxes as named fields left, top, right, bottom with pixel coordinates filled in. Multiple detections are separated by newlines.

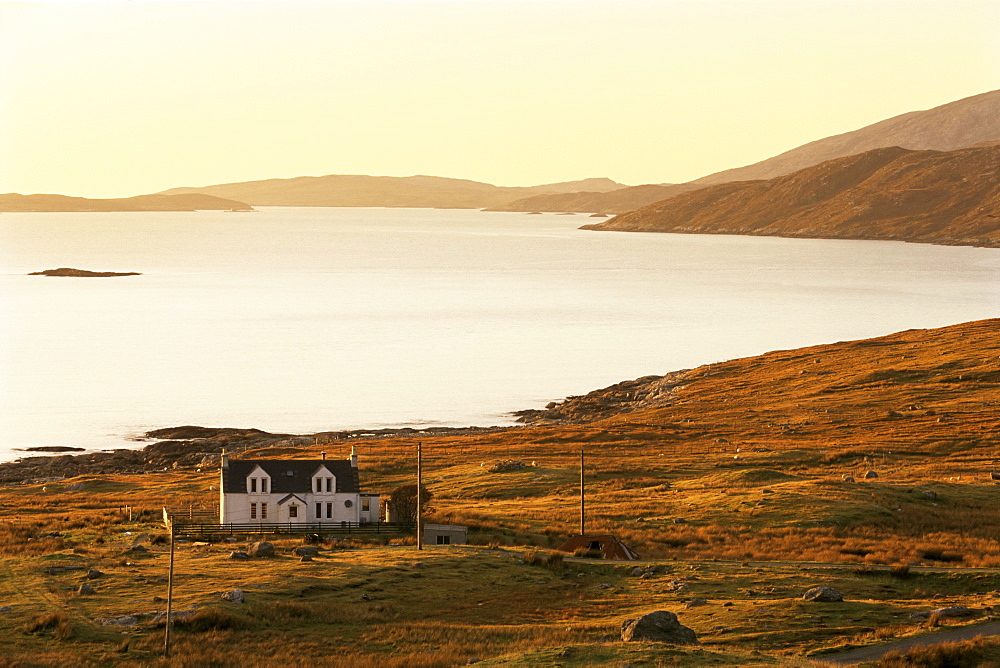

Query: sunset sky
left=1, top=0, right=997, bottom=198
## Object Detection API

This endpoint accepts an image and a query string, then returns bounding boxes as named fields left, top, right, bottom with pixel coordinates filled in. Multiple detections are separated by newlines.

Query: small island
left=29, top=268, right=141, bottom=278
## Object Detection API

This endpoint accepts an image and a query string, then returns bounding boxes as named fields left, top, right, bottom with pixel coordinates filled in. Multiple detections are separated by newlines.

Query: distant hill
left=0, top=193, right=253, bottom=212
left=581, top=143, right=1000, bottom=248
left=160, top=175, right=624, bottom=209
left=693, top=89, right=1000, bottom=185
left=495, top=90, right=1000, bottom=215
left=487, top=183, right=704, bottom=214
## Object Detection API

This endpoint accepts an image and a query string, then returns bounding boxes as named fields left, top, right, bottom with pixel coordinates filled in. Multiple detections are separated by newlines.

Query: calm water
left=1, top=207, right=998, bottom=462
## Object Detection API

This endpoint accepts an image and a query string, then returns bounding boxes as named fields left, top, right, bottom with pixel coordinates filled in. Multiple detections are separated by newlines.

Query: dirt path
left=815, top=621, right=1000, bottom=665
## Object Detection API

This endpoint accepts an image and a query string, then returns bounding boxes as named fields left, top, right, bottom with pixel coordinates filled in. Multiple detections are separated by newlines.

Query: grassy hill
left=692, top=89, right=1000, bottom=186
left=582, top=144, right=1000, bottom=247
left=2, top=319, right=999, bottom=665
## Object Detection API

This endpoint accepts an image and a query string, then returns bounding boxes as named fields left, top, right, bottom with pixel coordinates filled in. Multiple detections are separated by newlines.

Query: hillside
left=487, top=182, right=704, bottom=214
left=2, top=320, right=1000, bottom=666
left=160, top=175, right=624, bottom=209
left=694, top=89, right=1000, bottom=185
left=582, top=143, right=1000, bottom=247
left=0, top=192, right=253, bottom=212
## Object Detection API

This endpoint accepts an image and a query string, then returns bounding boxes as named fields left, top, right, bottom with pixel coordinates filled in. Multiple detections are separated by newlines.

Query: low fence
left=164, top=517, right=415, bottom=540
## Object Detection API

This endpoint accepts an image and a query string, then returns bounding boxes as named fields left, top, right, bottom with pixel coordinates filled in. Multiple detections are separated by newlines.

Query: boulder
left=229, top=551, right=249, bottom=560
left=293, top=546, right=319, bottom=558
left=620, top=610, right=699, bottom=644
left=221, top=589, right=244, bottom=604
left=864, top=470, right=879, bottom=479
left=77, top=583, right=96, bottom=596
left=803, top=586, right=844, bottom=602
left=685, top=598, right=708, bottom=608
left=248, top=541, right=275, bottom=558
left=85, top=568, right=103, bottom=579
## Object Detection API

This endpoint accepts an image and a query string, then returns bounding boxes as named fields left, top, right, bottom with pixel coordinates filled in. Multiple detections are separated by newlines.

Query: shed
left=423, top=524, right=467, bottom=546
left=556, top=534, right=639, bottom=560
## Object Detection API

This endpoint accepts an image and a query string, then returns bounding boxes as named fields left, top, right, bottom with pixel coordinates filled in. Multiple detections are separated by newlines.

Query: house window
left=261, top=478, right=268, bottom=493
left=250, top=503, right=257, bottom=519
left=315, top=478, right=321, bottom=493
left=361, top=498, right=370, bottom=512
left=261, top=503, right=268, bottom=519
left=289, top=505, right=298, bottom=518
left=326, top=503, right=332, bottom=519
left=315, top=503, right=321, bottom=519
left=326, top=478, right=332, bottom=493
left=250, top=478, right=257, bottom=493
left=437, top=535, right=450, bottom=545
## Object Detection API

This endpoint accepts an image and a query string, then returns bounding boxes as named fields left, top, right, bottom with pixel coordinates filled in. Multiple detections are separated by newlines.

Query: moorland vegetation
left=0, top=319, right=998, bottom=666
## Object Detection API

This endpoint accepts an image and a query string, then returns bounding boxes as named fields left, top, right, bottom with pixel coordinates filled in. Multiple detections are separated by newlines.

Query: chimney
left=350, top=445, right=358, bottom=469
left=321, top=451, right=327, bottom=461
left=220, top=448, right=229, bottom=469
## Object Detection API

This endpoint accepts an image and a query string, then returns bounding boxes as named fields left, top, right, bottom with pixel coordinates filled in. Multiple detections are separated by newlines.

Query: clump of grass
left=888, top=563, right=911, bottom=578
left=172, top=607, right=253, bottom=632
left=919, top=547, right=963, bottom=563
left=23, top=611, right=74, bottom=640
left=877, top=636, right=996, bottom=667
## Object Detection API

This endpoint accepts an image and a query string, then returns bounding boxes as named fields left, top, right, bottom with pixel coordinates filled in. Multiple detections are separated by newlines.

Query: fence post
left=164, top=518, right=175, bottom=657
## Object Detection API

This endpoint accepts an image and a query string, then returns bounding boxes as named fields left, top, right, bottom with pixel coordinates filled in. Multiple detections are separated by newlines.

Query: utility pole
left=416, top=441, right=423, bottom=551
left=580, top=447, right=586, bottom=536
left=164, top=516, right=175, bottom=657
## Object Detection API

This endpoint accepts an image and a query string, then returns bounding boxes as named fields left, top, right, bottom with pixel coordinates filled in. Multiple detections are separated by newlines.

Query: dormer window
left=247, top=470, right=270, bottom=495
left=312, top=471, right=335, bottom=495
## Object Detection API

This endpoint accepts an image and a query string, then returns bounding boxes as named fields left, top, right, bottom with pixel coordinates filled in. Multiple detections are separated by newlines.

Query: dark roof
left=556, top=534, right=640, bottom=560
left=221, top=459, right=360, bottom=495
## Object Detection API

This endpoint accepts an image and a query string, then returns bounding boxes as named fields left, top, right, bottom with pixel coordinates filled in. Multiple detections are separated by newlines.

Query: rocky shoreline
left=0, top=424, right=515, bottom=484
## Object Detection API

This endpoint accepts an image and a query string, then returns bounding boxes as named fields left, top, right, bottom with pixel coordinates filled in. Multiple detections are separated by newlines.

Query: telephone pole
left=416, top=441, right=423, bottom=551
left=580, top=447, right=586, bottom=536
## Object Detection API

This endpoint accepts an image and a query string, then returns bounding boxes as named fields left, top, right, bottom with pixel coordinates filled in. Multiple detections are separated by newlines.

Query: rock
left=77, top=583, right=96, bottom=596
left=803, top=586, right=844, bottom=602
left=221, top=589, right=244, bottom=604
left=933, top=606, right=975, bottom=618
left=85, top=568, right=103, bottom=579
left=229, top=550, right=249, bottom=560
left=467, top=659, right=481, bottom=665
left=921, top=489, right=938, bottom=501
left=488, top=459, right=528, bottom=473
left=293, top=546, right=319, bottom=558
left=621, top=610, right=699, bottom=644
left=248, top=541, right=275, bottom=558
left=595, top=583, right=614, bottom=590
left=685, top=598, right=708, bottom=608
left=360, top=594, right=372, bottom=601
left=127, top=545, right=148, bottom=553
left=672, top=518, right=687, bottom=524
left=96, top=615, right=138, bottom=626
left=631, top=567, right=645, bottom=577
left=29, top=268, right=141, bottom=278
left=300, top=555, right=313, bottom=562
left=0, top=605, right=13, bottom=612
left=864, top=470, right=879, bottom=479
left=843, top=476, right=855, bottom=483
left=152, top=596, right=166, bottom=603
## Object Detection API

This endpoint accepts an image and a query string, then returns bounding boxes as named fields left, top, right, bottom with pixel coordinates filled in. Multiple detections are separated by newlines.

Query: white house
left=219, top=448, right=380, bottom=525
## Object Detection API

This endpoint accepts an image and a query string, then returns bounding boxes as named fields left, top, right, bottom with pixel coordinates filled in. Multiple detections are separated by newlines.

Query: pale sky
left=1, top=0, right=997, bottom=198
